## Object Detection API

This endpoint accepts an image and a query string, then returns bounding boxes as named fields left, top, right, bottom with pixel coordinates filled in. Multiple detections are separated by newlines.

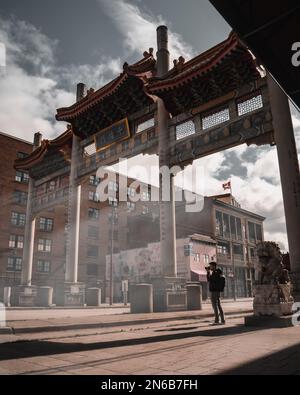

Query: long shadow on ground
left=0, top=324, right=260, bottom=361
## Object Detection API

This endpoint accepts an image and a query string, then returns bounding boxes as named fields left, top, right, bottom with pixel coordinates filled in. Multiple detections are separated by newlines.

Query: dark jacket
left=207, top=269, right=225, bottom=293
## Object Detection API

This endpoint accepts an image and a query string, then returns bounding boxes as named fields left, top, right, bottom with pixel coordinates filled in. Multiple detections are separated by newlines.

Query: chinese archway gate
left=14, top=26, right=300, bottom=308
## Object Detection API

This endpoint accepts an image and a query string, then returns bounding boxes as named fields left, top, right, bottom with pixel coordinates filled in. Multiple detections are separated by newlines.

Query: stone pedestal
left=253, top=284, right=294, bottom=317
left=36, top=287, right=54, bottom=307
left=56, top=283, right=85, bottom=307
left=86, top=288, right=101, bottom=307
left=14, top=285, right=37, bottom=307
left=130, top=284, right=153, bottom=314
left=152, top=277, right=187, bottom=313
left=187, top=283, right=202, bottom=311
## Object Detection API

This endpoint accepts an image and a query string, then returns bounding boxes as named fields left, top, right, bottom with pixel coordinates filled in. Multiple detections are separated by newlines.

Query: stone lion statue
left=255, top=241, right=291, bottom=285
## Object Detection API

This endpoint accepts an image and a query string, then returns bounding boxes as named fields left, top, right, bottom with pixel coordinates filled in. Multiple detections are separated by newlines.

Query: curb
left=6, top=308, right=253, bottom=335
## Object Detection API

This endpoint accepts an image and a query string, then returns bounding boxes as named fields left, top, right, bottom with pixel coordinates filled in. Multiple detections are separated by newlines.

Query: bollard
left=130, top=284, right=153, bottom=314
left=86, top=288, right=101, bottom=306
left=187, top=284, right=202, bottom=311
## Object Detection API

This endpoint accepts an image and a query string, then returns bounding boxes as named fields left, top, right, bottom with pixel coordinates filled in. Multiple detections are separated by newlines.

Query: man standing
left=206, top=262, right=226, bottom=325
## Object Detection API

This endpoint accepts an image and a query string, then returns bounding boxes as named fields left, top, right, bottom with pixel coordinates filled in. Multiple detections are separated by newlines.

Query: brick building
left=0, top=129, right=265, bottom=303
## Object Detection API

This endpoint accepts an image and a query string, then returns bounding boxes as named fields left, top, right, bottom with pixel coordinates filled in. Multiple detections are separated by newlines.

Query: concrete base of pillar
left=36, top=286, right=54, bottom=307
left=290, top=272, right=300, bottom=301
left=152, top=277, right=187, bottom=313
left=56, top=283, right=85, bottom=307
left=130, top=284, right=153, bottom=314
left=86, top=288, right=101, bottom=307
left=187, top=283, right=202, bottom=311
left=14, top=285, right=37, bottom=307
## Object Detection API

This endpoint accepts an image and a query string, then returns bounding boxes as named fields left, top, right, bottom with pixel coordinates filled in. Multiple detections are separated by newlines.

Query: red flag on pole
left=223, top=181, right=231, bottom=191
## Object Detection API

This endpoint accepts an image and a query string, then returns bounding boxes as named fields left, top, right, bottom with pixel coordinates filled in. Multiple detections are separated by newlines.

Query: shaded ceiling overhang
left=146, top=32, right=261, bottom=116
left=56, top=51, right=157, bottom=137
left=209, top=0, right=300, bottom=110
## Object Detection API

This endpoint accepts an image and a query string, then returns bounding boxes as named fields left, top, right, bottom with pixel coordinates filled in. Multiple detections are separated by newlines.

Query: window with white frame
left=15, top=171, right=29, bottom=183
left=13, top=190, right=28, bottom=205
left=38, top=238, right=52, bottom=252
left=194, top=253, right=201, bottom=262
left=142, top=191, right=151, bottom=201
left=9, top=235, right=24, bottom=249
left=11, top=212, right=26, bottom=227
left=204, top=254, right=210, bottom=265
left=7, top=257, right=22, bottom=271
left=39, top=217, right=54, bottom=232
left=89, top=175, right=99, bottom=186
left=142, top=205, right=150, bottom=215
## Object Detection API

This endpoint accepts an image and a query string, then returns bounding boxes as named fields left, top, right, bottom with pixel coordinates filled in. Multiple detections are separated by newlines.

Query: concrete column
left=21, top=132, right=42, bottom=286
left=65, top=83, right=85, bottom=283
left=267, top=74, right=300, bottom=294
left=157, top=25, right=177, bottom=277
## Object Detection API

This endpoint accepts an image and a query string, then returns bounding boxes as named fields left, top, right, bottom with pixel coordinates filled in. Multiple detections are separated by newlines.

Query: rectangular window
left=248, top=222, right=256, bottom=243
left=256, top=224, right=263, bottom=241
left=236, top=218, right=243, bottom=241
left=39, top=217, right=54, bottom=232
left=87, top=245, right=99, bottom=257
left=217, top=242, right=230, bottom=256
left=230, top=216, right=237, bottom=240
left=109, top=197, right=118, bottom=207
left=37, top=260, right=51, bottom=273
left=15, top=171, right=29, bottom=183
left=223, top=213, right=230, bottom=238
left=9, top=235, right=24, bottom=249
left=127, top=187, right=136, bottom=198
left=108, top=212, right=118, bottom=225
left=89, top=191, right=99, bottom=202
left=122, top=141, right=129, bottom=151
left=89, top=175, right=99, bottom=186
left=88, top=208, right=100, bottom=220
left=108, top=181, right=118, bottom=192
left=194, top=253, right=200, bottom=262
left=7, top=257, right=22, bottom=271
left=11, top=212, right=26, bottom=227
left=233, top=244, right=244, bottom=257
left=215, top=211, right=223, bottom=237
left=13, top=190, right=28, bottom=205
left=88, top=225, right=99, bottom=239
left=38, top=239, right=52, bottom=252
left=204, top=254, right=210, bottom=265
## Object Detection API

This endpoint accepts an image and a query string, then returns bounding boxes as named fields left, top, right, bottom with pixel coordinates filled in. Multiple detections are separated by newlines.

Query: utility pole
left=231, top=241, right=237, bottom=301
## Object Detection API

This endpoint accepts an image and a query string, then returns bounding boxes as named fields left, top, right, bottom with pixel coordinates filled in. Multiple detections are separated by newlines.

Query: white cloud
left=0, top=15, right=122, bottom=141
left=98, top=0, right=195, bottom=61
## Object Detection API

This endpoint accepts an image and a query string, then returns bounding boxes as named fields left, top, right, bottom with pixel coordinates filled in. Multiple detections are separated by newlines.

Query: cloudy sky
left=0, top=0, right=299, bottom=251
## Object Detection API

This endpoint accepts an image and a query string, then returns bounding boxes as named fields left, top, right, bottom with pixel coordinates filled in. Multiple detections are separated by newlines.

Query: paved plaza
left=0, top=300, right=299, bottom=375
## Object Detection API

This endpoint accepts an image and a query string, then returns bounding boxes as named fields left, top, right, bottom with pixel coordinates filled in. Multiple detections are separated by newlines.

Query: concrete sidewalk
left=1, top=300, right=253, bottom=336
